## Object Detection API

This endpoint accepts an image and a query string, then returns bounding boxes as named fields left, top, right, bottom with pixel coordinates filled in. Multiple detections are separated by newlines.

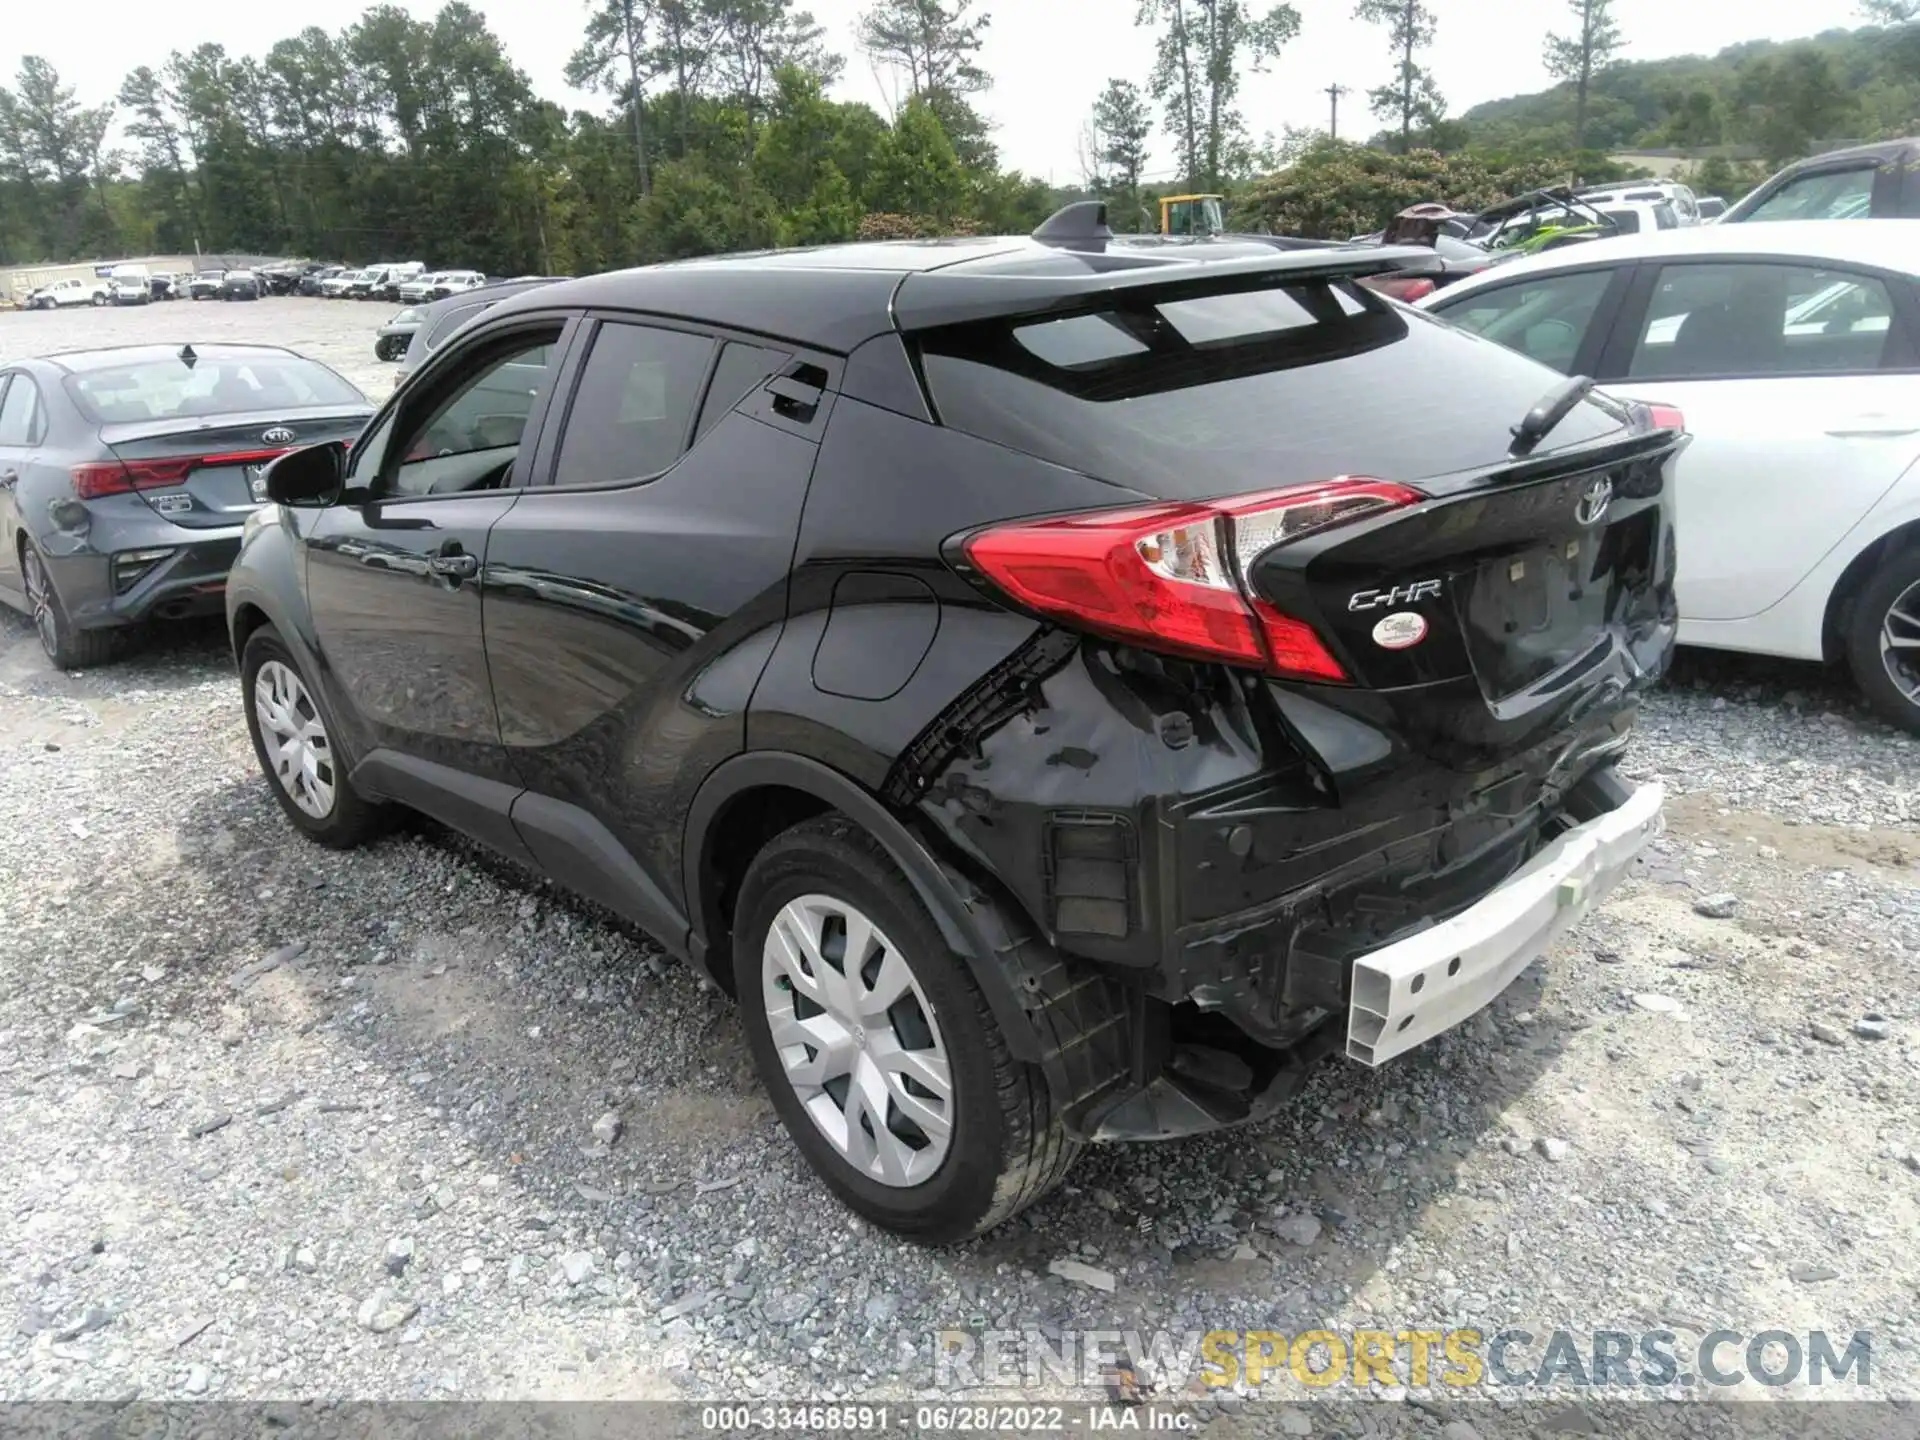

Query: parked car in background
left=26, top=277, right=109, bottom=309
left=189, top=271, right=226, bottom=301
left=149, top=273, right=179, bottom=300
left=1421, top=219, right=1920, bottom=732
left=301, top=266, right=342, bottom=296
left=389, top=277, right=565, bottom=386
left=0, top=343, right=372, bottom=667
left=380, top=263, right=427, bottom=302
left=319, top=269, right=360, bottom=298
left=228, top=224, right=1680, bottom=1240
left=344, top=269, right=384, bottom=300
left=1696, top=196, right=1729, bottom=221
left=1577, top=180, right=1702, bottom=226
left=374, top=306, right=424, bottom=362
left=1588, top=199, right=1682, bottom=236
left=399, top=270, right=485, bottom=303
left=222, top=270, right=262, bottom=301
left=1721, top=137, right=1920, bottom=223
left=108, top=265, right=153, bottom=306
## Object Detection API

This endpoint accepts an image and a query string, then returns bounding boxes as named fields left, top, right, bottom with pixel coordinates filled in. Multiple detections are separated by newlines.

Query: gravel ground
left=3, top=302, right=1920, bottom=1427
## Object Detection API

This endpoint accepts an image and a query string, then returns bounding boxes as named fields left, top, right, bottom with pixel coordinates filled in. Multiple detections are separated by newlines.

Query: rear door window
left=0, top=375, right=42, bottom=446
left=550, top=322, right=715, bottom=486
left=1431, top=268, right=1617, bottom=374
left=1627, top=262, right=1897, bottom=378
left=695, top=341, right=791, bottom=440
left=916, top=278, right=1625, bottom=496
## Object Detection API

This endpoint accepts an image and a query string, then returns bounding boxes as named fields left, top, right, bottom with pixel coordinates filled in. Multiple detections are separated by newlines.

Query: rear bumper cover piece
left=1346, top=778, right=1663, bottom=1065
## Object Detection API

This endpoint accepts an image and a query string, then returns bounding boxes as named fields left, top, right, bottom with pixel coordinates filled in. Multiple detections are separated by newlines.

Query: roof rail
left=1033, top=201, right=1113, bottom=247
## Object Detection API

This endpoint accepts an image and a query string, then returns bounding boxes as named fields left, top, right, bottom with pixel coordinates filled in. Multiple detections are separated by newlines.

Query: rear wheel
left=20, top=542, right=117, bottom=670
left=241, top=625, right=387, bottom=847
left=1848, top=549, right=1920, bottom=735
left=733, top=815, right=1078, bottom=1243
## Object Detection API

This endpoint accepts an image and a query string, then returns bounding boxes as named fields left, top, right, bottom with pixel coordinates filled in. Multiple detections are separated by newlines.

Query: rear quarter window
left=916, top=277, right=1625, bottom=496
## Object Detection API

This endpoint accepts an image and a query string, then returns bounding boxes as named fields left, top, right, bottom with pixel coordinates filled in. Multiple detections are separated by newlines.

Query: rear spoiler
left=892, top=243, right=1445, bottom=332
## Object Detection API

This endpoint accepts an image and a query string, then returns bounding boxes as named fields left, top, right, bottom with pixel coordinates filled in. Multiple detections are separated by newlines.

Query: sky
left=3, top=0, right=1869, bottom=181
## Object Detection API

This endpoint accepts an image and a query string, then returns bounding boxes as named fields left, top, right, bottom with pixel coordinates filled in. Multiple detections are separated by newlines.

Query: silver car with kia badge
left=0, top=343, right=372, bottom=668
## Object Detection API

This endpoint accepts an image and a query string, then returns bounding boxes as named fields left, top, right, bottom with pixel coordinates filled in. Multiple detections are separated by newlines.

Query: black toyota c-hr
left=228, top=208, right=1685, bottom=1242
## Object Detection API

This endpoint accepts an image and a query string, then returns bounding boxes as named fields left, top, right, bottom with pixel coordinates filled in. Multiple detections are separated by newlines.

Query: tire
left=1846, top=547, right=1920, bottom=734
left=19, top=541, right=118, bottom=670
left=733, top=815, right=1078, bottom=1243
left=241, top=624, right=387, bottom=847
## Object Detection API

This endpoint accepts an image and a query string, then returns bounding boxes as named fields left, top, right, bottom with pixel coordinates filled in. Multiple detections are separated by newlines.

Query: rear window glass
left=1601, top=208, right=1642, bottom=234
left=917, top=278, right=1626, bottom=494
left=66, top=355, right=365, bottom=424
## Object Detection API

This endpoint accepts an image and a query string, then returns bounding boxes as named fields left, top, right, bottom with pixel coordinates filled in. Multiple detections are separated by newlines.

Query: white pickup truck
left=25, top=277, right=109, bottom=309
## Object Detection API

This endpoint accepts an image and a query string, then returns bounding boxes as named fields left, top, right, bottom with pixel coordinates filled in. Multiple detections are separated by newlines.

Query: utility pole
left=1325, top=83, right=1350, bottom=141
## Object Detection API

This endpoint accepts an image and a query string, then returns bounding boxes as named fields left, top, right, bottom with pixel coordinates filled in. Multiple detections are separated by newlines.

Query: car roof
left=484, top=234, right=1433, bottom=352
left=34, top=343, right=303, bottom=374
left=1771, top=136, right=1919, bottom=171
left=1424, top=219, right=1920, bottom=303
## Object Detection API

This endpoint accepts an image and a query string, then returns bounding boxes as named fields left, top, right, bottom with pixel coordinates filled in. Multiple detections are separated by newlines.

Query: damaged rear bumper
left=1347, top=778, right=1663, bottom=1065
left=1070, top=771, right=1662, bottom=1143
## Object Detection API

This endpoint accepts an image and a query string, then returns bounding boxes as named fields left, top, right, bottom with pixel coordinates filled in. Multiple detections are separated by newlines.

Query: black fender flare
left=682, top=750, right=1045, bottom=1064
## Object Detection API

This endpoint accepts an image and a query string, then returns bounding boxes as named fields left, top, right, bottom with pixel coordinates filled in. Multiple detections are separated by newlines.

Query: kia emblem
left=1575, top=475, right=1613, bottom=527
left=262, top=426, right=296, bottom=446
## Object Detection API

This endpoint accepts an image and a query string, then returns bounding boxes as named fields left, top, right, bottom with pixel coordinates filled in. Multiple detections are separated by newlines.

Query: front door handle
left=0, top=468, right=17, bottom=487
left=428, top=551, right=479, bottom=579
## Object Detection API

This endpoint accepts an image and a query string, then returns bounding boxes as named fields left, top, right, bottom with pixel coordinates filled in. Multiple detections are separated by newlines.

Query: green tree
left=1090, top=77, right=1151, bottom=211
left=1543, top=0, right=1624, bottom=152
left=866, top=96, right=967, bottom=220
left=858, top=0, right=995, bottom=170
left=1736, top=46, right=1853, bottom=165
left=1354, top=0, right=1443, bottom=153
left=1136, top=0, right=1301, bottom=191
left=567, top=0, right=657, bottom=193
left=117, top=66, right=199, bottom=249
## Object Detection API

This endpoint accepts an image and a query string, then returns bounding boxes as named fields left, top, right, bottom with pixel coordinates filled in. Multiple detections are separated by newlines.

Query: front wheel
left=241, top=625, right=387, bottom=847
left=1847, top=549, right=1920, bottom=734
left=733, top=816, right=1078, bottom=1243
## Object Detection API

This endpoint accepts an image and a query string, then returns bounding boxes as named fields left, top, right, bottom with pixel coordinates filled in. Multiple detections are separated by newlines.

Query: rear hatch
left=915, top=270, right=1681, bottom=774
left=101, top=409, right=368, bottom=526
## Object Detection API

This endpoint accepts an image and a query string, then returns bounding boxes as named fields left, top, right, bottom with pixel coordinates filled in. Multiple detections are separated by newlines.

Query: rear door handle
left=428, top=552, right=479, bottom=579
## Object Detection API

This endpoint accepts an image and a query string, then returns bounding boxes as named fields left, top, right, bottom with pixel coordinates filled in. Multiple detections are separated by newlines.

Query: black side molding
left=347, top=749, right=692, bottom=960
left=509, top=792, right=691, bottom=959
left=350, top=751, right=535, bottom=867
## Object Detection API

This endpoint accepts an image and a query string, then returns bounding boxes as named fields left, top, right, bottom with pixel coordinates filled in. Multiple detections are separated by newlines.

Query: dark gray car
left=0, top=344, right=372, bottom=667
left=388, top=278, right=566, bottom=391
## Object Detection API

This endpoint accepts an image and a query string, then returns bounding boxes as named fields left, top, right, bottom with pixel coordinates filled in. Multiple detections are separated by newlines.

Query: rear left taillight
left=961, top=479, right=1420, bottom=683
left=71, top=459, right=194, bottom=498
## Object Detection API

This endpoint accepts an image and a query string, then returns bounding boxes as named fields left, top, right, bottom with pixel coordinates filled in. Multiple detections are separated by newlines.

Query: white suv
left=1578, top=180, right=1702, bottom=225
left=25, top=277, right=109, bottom=309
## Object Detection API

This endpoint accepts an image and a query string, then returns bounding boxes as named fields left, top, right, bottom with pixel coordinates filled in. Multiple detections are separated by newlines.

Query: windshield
left=66, top=355, right=365, bottom=424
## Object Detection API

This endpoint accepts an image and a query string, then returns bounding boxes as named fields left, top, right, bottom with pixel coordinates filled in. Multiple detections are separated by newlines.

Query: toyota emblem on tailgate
left=1575, top=476, right=1613, bottom=527
left=262, top=426, right=296, bottom=445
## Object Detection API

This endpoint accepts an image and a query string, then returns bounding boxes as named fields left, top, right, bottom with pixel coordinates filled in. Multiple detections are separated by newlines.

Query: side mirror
left=264, top=441, right=347, bottom=507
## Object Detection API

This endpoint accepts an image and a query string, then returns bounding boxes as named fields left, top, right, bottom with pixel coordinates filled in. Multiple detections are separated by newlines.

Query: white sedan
left=1420, top=220, right=1920, bottom=731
